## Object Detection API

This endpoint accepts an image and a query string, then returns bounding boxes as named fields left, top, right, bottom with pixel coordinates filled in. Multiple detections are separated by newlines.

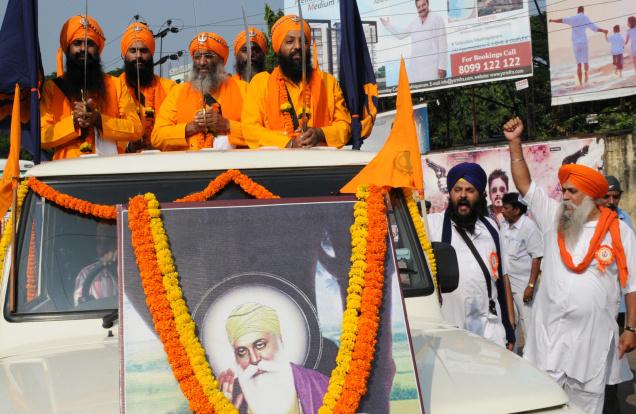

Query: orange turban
left=120, top=22, right=155, bottom=57
left=558, top=164, right=608, bottom=199
left=189, top=32, right=229, bottom=64
left=233, top=27, right=267, bottom=56
left=271, top=14, right=311, bottom=53
left=57, top=15, right=106, bottom=76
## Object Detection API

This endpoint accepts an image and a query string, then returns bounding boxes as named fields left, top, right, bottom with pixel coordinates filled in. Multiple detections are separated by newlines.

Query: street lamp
left=154, top=20, right=180, bottom=77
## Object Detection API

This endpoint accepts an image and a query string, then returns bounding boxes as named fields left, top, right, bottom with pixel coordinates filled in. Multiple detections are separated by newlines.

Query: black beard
left=64, top=52, right=105, bottom=101
left=447, top=197, right=487, bottom=234
left=278, top=50, right=313, bottom=83
left=124, top=58, right=155, bottom=88
left=235, top=55, right=266, bottom=80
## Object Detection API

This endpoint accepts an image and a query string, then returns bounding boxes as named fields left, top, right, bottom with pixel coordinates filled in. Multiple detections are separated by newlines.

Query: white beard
left=556, top=196, right=597, bottom=250
left=237, top=356, right=298, bottom=414
left=191, top=63, right=227, bottom=95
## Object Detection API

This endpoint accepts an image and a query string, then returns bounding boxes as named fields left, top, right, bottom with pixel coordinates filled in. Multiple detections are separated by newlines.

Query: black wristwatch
left=625, top=326, right=636, bottom=334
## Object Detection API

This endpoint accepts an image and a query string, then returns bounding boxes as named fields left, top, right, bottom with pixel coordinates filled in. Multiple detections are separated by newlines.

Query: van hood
left=408, top=316, right=569, bottom=414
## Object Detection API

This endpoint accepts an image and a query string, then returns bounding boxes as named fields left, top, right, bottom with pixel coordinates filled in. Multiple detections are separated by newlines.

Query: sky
left=0, top=0, right=287, bottom=75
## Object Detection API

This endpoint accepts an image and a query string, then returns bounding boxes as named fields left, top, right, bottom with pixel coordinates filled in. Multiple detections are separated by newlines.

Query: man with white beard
left=152, top=32, right=246, bottom=150
left=218, top=303, right=328, bottom=414
left=503, top=117, right=636, bottom=414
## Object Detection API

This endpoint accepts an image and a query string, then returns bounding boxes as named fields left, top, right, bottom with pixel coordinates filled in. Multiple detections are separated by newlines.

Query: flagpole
left=8, top=177, right=18, bottom=312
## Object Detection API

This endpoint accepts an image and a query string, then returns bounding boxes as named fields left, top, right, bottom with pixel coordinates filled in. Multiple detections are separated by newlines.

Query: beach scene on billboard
left=119, top=199, right=423, bottom=414
left=423, top=137, right=605, bottom=226
left=547, top=0, right=636, bottom=105
left=291, top=0, right=532, bottom=96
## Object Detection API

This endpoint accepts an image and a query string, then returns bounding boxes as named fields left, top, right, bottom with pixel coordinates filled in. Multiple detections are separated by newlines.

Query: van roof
left=25, top=149, right=376, bottom=178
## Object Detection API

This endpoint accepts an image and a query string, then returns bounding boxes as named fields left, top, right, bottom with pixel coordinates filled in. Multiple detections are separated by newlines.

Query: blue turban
left=447, top=162, right=487, bottom=194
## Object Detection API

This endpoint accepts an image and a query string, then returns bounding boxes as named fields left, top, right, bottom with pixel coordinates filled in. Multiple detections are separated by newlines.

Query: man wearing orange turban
left=504, top=117, right=636, bottom=413
left=118, top=22, right=175, bottom=152
left=152, top=32, right=246, bottom=150
left=241, top=15, right=350, bottom=149
left=41, top=15, right=142, bottom=159
left=231, top=27, right=267, bottom=94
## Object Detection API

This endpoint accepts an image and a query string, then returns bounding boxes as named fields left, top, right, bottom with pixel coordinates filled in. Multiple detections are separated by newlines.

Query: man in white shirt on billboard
left=549, top=6, right=608, bottom=86
left=499, top=192, right=543, bottom=351
left=380, top=0, right=448, bottom=83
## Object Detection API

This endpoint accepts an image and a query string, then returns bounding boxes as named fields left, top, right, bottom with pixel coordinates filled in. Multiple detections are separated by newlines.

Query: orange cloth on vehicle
left=57, top=15, right=106, bottom=77
left=119, top=73, right=175, bottom=144
left=40, top=75, right=143, bottom=160
left=120, top=22, right=155, bottom=56
left=241, top=69, right=350, bottom=148
left=188, top=32, right=229, bottom=64
left=271, top=14, right=311, bottom=53
left=558, top=164, right=608, bottom=199
left=233, top=27, right=267, bottom=56
left=151, top=77, right=245, bottom=150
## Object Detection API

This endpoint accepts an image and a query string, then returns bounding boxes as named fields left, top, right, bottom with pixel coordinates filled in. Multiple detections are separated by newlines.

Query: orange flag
left=0, top=84, right=22, bottom=219
left=341, top=58, right=423, bottom=193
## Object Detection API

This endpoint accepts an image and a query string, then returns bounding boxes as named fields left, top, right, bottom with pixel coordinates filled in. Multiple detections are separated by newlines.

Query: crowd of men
left=41, top=14, right=351, bottom=159
left=431, top=117, right=636, bottom=414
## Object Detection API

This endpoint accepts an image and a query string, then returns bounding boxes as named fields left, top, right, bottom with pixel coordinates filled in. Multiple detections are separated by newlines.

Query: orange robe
left=40, top=74, right=143, bottom=160
left=231, top=73, right=248, bottom=98
left=119, top=73, right=175, bottom=147
left=151, top=77, right=245, bottom=150
left=241, top=69, right=351, bottom=149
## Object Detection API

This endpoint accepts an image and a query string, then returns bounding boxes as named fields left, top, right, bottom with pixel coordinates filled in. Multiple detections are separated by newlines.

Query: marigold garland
left=25, top=223, right=37, bottom=302
left=0, top=179, right=30, bottom=284
left=128, top=195, right=222, bottom=414
left=332, top=185, right=387, bottom=414
left=403, top=189, right=438, bottom=290
left=26, top=170, right=278, bottom=215
left=319, top=185, right=369, bottom=413
left=278, top=76, right=312, bottom=140
left=27, top=177, right=117, bottom=219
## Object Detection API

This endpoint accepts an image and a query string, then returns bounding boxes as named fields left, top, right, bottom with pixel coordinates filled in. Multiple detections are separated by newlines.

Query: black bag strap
left=203, top=93, right=223, bottom=116
left=284, top=85, right=299, bottom=131
left=455, top=226, right=497, bottom=316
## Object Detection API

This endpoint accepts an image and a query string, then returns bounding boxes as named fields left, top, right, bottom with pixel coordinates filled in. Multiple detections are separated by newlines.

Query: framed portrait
left=119, top=197, right=423, bottom=414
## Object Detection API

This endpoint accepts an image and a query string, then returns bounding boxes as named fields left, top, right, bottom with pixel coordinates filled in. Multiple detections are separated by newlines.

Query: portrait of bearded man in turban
left=217, top=302, right=328, bottom=414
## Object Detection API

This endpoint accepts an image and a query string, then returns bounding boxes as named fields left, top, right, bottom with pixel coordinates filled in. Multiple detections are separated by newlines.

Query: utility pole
left=471, top=87, right=477, bottom=145
left=155, top=20, right=179, bottom=77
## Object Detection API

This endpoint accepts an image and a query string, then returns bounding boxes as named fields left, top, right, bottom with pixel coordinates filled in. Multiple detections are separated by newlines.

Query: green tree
left=264, top=4, right=284, bottom=72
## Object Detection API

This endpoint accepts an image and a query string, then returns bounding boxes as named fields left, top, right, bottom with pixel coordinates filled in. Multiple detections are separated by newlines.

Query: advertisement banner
left=290, top=0, right=533, bottom=96
left=547, top=0, right=636, bottom=105
left=423, top=137, right=605, bottom=226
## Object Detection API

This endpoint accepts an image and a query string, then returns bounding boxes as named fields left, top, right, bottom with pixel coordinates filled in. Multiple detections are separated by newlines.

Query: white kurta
left=500, top=214, right=543, bottom=336
left=383, top=13, right=448, bottom=83
left=522, top=182, right=636, bottom=394
left=428, top=213, right=507, bottom=346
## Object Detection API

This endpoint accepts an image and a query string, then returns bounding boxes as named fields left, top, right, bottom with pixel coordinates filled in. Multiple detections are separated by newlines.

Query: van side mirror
left=431, top=242, right=459, bottom=293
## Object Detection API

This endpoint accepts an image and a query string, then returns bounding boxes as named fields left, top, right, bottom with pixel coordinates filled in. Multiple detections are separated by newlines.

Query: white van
left=0, top=150, right=582, bottom=413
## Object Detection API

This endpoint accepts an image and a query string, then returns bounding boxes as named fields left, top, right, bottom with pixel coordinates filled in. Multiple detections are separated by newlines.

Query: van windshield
left=10, top=167, right=433, bottom=318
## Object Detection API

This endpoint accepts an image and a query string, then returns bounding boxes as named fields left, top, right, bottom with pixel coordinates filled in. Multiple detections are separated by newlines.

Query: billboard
left=423, top=137, right=605, bottom=226
left=292, top=0, right=533, bottom=96
left=547, top=0, right=636, bottom=105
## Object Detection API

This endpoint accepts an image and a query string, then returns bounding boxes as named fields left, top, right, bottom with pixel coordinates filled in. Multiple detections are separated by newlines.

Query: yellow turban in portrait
left=225, top=302, right=281, bottom=345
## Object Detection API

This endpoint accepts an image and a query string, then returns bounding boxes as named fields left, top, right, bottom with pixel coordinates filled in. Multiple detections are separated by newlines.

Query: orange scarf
left=557, top=207, right=628, bottom=287
left=265, top=67, right=329, bottom=138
